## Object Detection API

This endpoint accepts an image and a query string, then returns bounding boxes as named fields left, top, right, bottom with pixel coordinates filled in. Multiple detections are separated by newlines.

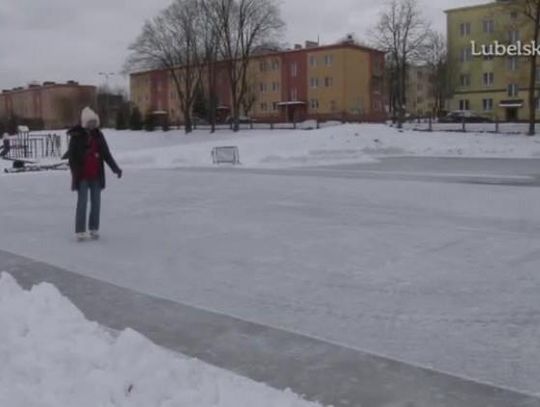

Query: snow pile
left=0, top=272, right=322, bottom=407
left=14, top=123, right=540, bottom=171
left=108, top=124, right=540, bottom=169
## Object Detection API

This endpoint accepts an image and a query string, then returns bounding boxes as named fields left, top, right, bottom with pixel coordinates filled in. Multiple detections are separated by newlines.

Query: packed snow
left=109, top=124, right=540, bottom=169
left=0, top=272, right=321, bottom=407
left=4, top=123, right=540, bottom=173
left=1, top=123, right=540, bottom=396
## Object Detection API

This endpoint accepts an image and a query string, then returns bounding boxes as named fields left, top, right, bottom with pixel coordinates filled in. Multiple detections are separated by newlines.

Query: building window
left=310, top=99, right=319, bottom=109
left=291, top=63, right=298, bottom=77
left=260, top=102, right=268, bottom=112
left=536, top=67, right=540, bottom=83
left=310, top=77, right=319, bottom=88
left=309, top=56, right=318, bottom=67
left=460, top=74, right=471, bottom=87
left=536, top=98, right=540, bottom=111
left=460, top=22, right=471, bottom=37
left=508, top=83, right=519, bottom=97
left=272, top=102, right=278, bottom=111
left=459, top=99, right=470, bottom=110
left=482, top=98, right=493, bottom=112
left=330, top=100, right=336, bottom=112
left=508, top=57, right=518, bottom=71
left=324, top=55, right=334, bottom=66
left=271, top=60, right=280, bottom=71
left=272, top=82, right=280, bottom=92
left=460, top=47, right=472, bottom=62
left=508, top=30, right=520, bottom=43
left=483, top=72, right=494, bottom=87
left=483, top=20, right=494, bottom=34
left=259, top=61, right=268, bottom=72
left=260, top=83, right=267, bottom=93
left=324, top=77, right=333, bottom=87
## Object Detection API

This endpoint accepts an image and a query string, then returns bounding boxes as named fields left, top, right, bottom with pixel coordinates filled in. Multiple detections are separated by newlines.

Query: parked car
left=439, top=110, right=493, bottom=123
left=225, top=115, right=255, bottom=124
left=193, top=116, right=210, bottom=126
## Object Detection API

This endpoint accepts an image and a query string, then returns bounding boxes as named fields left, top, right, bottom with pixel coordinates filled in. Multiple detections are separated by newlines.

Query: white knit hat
left=81, top=107, right=100, bottom=129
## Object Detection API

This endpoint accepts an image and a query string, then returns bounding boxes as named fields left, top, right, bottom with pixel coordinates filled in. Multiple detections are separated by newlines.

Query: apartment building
left=406, top=65, right=436, bottom=117
left=446, top=0, right=536, bottom=121
left=130, top=40, right=386, bottom=124
left=0, top=82, right=97, bottom=130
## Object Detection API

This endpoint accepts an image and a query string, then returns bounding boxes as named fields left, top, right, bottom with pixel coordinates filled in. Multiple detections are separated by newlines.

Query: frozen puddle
left=0, top=272, right=321, bottom=407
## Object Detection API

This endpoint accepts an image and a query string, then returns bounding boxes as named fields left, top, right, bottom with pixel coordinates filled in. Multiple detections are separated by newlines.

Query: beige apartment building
left=446, top=0, right=538, bottom=121
left=406, top=65, right=436, bottom=117
left=0, top=82, right=97, bottom=130
left=130, top=40, right=386, bottom=124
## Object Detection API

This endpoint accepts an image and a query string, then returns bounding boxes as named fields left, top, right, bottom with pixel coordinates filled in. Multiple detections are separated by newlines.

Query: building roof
left=0, top=82, right=96, bottom=96
left=129, top=41, right=385, bottom=77
left=444, top=1, right=503, bottom=14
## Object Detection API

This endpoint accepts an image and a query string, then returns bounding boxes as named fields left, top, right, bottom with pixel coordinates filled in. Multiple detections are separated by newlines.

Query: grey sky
left=0, top=0, right=481, bottom=91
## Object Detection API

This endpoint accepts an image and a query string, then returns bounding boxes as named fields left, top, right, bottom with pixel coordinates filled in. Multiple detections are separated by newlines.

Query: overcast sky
left=0, top=0, right=481, bottom=91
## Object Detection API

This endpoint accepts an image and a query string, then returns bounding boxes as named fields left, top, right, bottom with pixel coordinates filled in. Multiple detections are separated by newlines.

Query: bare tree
left=200, top=6, right=220, bottom=133
left=370, top=0, right=430, bottom=128
left=127, top=0, right=204, bottom=133
left=423, top=31, right=448, bottom=118
left=202, top=0, right=284, bottom=131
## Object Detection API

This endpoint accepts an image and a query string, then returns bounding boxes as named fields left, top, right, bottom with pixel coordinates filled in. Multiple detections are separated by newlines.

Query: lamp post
left=98, top=72, right=116, bottom=127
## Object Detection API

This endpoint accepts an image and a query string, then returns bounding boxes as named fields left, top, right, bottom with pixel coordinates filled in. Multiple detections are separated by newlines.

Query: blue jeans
left=76, top=180, right=101, bottom=233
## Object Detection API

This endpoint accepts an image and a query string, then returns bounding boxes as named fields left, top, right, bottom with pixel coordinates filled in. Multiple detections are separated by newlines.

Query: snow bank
left=113, top=124, right=540, bottom=170
left=13, top=123, right=540, bottom=172
left=0, top=272, right=322, bottom=407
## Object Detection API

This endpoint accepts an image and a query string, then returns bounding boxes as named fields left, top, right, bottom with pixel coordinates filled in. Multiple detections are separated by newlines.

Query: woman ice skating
left=63, top=107, right=122, bottom=241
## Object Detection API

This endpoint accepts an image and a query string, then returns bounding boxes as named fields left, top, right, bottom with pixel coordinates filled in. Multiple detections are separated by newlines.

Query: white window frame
left=291, top=63, right=298, bottom=77
left=460, top=22, right=471, bottom=37
left=482, top=98, right=493, bottom=112
left=508, top=83, right=519, bottom=97
left=483, top=72, right=494, bottom=87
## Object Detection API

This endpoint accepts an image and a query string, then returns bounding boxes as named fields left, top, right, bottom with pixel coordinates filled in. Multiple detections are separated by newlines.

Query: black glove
left=117, top=169, right=123, bottom=179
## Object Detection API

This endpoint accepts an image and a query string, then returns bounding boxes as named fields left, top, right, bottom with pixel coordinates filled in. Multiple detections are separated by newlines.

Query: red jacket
left=81, top=135, right=100, bottom=180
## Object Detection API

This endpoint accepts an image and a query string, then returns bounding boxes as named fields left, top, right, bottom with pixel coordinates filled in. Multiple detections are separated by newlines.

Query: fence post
left=270, top=122, right=274, bottom=130
left=250, top=120, right=253, bottom=130
left=316, top=119, right=320, bottom=129
left=495, top=116, right=499, bottom=133
left=428, top=114, right=433, bottom=132
left=462, top=117, right=466, bottom=133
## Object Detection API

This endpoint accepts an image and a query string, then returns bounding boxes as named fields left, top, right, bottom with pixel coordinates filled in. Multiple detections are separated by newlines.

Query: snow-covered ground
left=0, top=272, right=320, bottom=407
left=110, top=124, right=540, bottom=168
left=1, top=123, right=540, bottom=396
left=6, top=123, right=540, bottom=173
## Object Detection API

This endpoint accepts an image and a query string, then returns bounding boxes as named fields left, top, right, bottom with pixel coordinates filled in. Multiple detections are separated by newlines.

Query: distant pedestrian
left=63, top=107, right=122, bottom=241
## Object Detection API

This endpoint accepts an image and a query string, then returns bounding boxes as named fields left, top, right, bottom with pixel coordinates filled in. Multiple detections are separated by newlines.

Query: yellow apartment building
left=446, top=0, right=537, bottom=121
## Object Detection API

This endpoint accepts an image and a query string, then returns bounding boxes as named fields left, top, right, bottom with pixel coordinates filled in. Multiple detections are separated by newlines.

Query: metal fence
left=4, top=133, right=62, bottom=160
left=192, top=120, right=344, bottom=132
left=397, top=119, right=534, bottom=135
